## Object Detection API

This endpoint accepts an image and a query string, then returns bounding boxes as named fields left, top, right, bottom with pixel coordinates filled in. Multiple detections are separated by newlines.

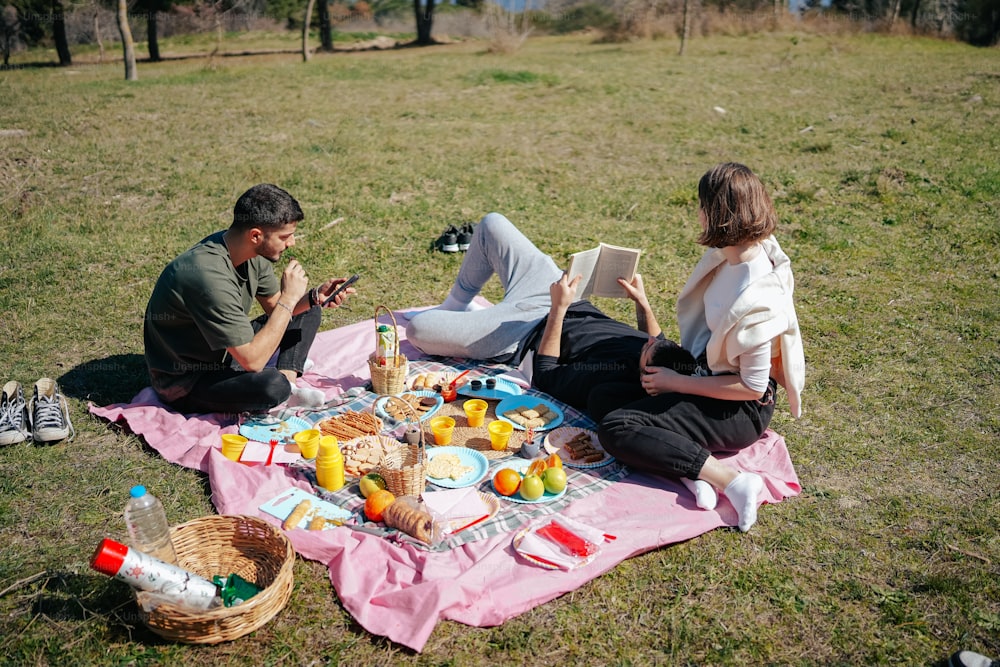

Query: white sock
left=723, top=472, right=765, bottom=532
left=682, top=478, right=718, bottom=510
left=288, top=381, right=325, bottom=408
left=303, top=358, right=315, bottom=373
left=439, top=293, right=486, bottom=312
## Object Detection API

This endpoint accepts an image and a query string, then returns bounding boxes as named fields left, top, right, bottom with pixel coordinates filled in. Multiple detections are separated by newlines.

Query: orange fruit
left=526, top=458, right=548, bottom=477
left=493, top=468, right=522, bottom=497
left=545, top=453, right=563, bottom=469
left=364, top=489, right=396, bottom=522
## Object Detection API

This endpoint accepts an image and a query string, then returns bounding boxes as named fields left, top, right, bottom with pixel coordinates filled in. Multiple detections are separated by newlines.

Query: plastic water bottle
left=124, top=485, right=177, bottom=564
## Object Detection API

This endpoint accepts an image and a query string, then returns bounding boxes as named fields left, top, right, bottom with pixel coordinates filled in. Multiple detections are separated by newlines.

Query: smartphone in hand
left=323, top=274, right=360, bottom=306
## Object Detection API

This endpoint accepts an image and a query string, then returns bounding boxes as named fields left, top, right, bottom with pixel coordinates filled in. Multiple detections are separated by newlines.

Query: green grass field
left=1, top=29, right=998, bottom=665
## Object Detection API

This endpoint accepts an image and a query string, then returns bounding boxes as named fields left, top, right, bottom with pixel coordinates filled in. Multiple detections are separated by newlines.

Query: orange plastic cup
left=293, top=429, right=321, bottom=459
left=487, top=420, right=513, bottom=451
left=429, top=416, right=456, bottom=445
left=221, top=434, right=248, bottom=461
left=463, top=399, right=488, bottom=428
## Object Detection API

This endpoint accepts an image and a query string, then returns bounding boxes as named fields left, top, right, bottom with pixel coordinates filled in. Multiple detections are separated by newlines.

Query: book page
left=589, top=243, right=641, bottom=298
left=566, top=246, right=601, bottom=300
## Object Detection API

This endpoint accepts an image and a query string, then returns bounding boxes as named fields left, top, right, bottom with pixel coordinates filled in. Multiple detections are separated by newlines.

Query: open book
left=567, top=242, right=642, bottom=299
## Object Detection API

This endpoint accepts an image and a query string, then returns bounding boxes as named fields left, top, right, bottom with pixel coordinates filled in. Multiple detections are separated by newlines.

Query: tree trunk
left=116, top=0, right=137, bottom=80
left=318, top=0, right=333, bottom=52
left=413, top=0, right=434, bottom=45
left=94, top=12, right=105, bottom=63
left=302, top=0, right=316, bottom=61
left=148, top=11, right=161, bottom=61
left=679, top=0, right=692, bottom=56
left=52, top=0, right=71, bottom=65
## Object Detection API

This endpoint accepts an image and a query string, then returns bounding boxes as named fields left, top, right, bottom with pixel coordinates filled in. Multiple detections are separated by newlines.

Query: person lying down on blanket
left=406, top=163, right=805, bottom=532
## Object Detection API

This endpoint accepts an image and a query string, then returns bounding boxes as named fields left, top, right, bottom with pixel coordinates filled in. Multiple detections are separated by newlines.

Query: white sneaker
left=0, top=381, right=31, bottom=445
left=29, top=378, right=74, bottom=443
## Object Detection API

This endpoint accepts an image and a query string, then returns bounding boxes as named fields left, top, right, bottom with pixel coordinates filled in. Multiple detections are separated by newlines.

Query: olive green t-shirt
left=143, top=231, right=280, bottom=402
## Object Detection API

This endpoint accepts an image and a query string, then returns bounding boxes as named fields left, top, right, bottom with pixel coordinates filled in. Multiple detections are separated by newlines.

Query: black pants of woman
left=596, top=379, right=777, bottom=480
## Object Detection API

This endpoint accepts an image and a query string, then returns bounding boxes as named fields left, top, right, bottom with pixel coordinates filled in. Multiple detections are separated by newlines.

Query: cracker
left=427, top=453, right=473, bottom=480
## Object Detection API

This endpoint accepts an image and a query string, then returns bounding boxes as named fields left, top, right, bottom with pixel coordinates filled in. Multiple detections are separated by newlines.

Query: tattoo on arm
left=636, top=306, right=648, bottom=332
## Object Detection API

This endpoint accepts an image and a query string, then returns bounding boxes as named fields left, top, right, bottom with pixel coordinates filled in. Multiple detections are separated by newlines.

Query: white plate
left=425, top=446, right=490, bottom=489
left=543, top=426, right=614, bottom=469
left=456, top=376, right=524, bottom=400
left=374, top=390, right=443, bottom=423
left=512, top=523, right=599, bottom=570
left=495, top=395, right=564, bottom=432
left=489, top=458, right=568, bottom=504
left=240, top=415, right=312, bottom=444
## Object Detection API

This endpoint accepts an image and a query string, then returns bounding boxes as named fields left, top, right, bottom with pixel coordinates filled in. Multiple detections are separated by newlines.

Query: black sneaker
left=457, top=223, right=474, bottom=251
left=0, top=381, right=30, bottom=445
left=435, top=225, right=459, bottom=253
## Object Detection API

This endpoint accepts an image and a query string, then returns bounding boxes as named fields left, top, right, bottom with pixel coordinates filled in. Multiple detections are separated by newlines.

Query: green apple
left=519, top=474, right=545, bottom=501
left=359, top=472, right=387, bottom=498
left=541, top=467, right=567, bottom=494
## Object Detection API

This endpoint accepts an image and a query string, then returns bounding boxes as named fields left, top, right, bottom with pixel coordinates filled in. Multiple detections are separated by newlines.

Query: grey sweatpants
left=405, top=212, right=564, bottom=363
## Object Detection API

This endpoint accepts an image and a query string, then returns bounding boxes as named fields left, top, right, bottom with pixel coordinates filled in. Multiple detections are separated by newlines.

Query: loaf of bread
left=283, top=500, right=311, bottom=530
left=382, top=497, right=435, bottom=544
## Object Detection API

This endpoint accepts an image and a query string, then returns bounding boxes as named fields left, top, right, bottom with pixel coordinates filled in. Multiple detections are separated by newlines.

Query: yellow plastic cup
left=463, top=399, right=488, bottom=428
left=293, top=429, right=321, bottom=459
left=429, top=416, right=456, bottom=445
left=317, top=435, right=339, bottom=459
left=488, top=420, right=513, bottom=451
left=221, top=434, right=248, bottom=461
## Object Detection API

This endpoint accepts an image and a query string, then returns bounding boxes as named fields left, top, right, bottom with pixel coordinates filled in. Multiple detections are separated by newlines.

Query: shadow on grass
left=58, top=354, right=149, bottom=407
left=13, top=571, right=164, bottom=644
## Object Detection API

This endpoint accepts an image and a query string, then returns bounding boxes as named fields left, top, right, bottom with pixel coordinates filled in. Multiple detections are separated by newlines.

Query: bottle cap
left=90, top=538, right=128, bottom=576
left=129, top=485, right=146, bottom=498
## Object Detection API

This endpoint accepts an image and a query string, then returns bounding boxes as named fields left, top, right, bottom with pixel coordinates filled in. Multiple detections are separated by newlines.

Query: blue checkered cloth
left=291, top=357, right=627, bottom=551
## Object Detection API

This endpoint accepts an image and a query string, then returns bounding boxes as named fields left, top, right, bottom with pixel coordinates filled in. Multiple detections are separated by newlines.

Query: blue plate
left=495, top=395, right=565, bottom=432
left=490, top=459, right=568, bottom=504
left=240, top=416, right=312, bottom=443
left=374, top=390, right=443, bottom=423
left=425, top=446, right=490, bottom=489
left=456, top=376, right=524, bottom=400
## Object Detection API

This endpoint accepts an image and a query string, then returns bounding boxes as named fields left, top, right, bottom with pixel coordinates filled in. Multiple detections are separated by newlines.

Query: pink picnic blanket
left=90, top=310, right=801, bottom=652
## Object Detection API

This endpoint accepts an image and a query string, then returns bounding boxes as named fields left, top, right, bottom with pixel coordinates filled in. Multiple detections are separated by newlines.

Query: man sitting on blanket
left=144, top=183, right=357, bottom=414
left=407, top=186, right=804, bottom=532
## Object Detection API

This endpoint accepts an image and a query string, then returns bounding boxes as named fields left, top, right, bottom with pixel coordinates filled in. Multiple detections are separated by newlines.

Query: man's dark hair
left=649, top=339, right=698, bottom=375
left=231, top=183, right=304, bottom=231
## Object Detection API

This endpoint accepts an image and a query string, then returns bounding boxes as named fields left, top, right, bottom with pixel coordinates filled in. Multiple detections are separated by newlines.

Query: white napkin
left=515, top=515, right=605, bottom=570
left=422, top=487, right=490, bottom=523
left=238, top=440, right=301, bottom=464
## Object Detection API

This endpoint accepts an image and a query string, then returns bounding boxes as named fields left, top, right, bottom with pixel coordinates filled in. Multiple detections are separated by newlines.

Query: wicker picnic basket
left=135, top=515, right=295, bottom=644
left=368, top=305, right=407, bottom=395
left=374, top=396, right=427, bottom=497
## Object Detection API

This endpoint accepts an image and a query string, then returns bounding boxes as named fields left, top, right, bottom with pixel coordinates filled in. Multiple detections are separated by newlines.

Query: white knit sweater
left=676, top=236, right=806, bottom=418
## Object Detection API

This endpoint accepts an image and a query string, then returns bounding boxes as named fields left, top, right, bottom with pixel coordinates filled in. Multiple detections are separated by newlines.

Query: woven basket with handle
left=135, top=514, right=294, bottom=644
left=374, top=396, right=427, bottom=497
left=368, top=305, right=407, bottom=395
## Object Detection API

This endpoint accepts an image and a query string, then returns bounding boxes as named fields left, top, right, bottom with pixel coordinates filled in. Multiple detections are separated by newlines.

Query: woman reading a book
left=597, top=162, right=805, bottom=532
